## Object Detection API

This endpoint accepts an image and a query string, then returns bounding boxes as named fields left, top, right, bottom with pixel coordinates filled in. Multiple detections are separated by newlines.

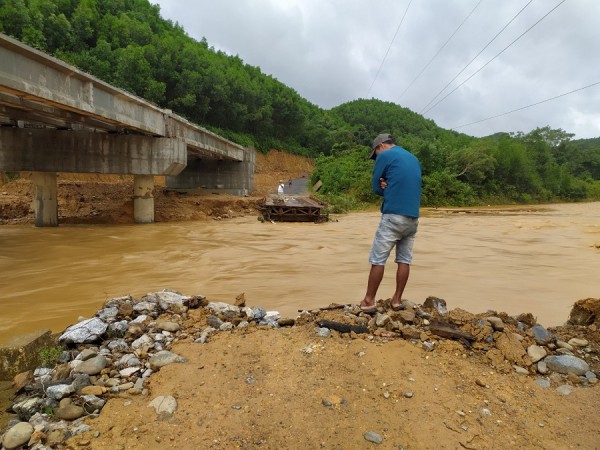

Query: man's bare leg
left=360, top=264, right=385, bottom=309
left=390, top=263, right=410, bottom=309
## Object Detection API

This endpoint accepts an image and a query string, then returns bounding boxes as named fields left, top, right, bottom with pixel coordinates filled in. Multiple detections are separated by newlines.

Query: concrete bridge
left=0, top=33, right=255, bottom=226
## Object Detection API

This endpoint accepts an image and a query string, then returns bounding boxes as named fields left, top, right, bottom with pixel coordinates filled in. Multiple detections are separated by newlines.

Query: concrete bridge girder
left=0, top=128, right=187, bottom=226
left=0, top=128, right=187, bottom=175
left=0, top=33, right=256, bottom=226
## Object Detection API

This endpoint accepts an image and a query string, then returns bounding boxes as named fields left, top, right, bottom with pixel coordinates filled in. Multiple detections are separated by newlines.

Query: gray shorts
left=369, top=214, right=418, bottom=265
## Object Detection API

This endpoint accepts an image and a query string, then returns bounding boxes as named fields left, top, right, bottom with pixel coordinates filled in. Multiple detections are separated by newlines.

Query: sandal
left=359, top=304, right=378, bottom=314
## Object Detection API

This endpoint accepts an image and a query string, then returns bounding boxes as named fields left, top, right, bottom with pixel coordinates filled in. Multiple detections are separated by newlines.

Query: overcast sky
left=152, top=0, right=600, bottom=140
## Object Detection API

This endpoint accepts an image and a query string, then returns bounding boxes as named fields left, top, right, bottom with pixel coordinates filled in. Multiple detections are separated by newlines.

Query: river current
left=1, top=202, right=599, bottom=345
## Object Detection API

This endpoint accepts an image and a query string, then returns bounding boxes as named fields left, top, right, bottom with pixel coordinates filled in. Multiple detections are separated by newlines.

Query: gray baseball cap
left=369, top=133, right=394, bottom=160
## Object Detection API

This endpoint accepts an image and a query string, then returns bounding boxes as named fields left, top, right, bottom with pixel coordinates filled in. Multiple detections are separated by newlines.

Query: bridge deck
left=0, top=33, right=245, bottom=162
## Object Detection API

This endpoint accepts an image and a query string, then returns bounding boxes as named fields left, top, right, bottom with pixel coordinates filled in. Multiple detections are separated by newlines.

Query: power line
left=366, top=0, right=413, bottom=98
left=418, top=0, right=534, bottom=113
left=451, top=80, right=600, bottom=130
left=422, top=0, right=567, bottom=115
left=398, top=0, right=484, bottom=101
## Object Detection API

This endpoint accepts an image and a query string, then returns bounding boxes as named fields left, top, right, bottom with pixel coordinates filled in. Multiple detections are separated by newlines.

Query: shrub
left=39, top=346, right=63, bottom=368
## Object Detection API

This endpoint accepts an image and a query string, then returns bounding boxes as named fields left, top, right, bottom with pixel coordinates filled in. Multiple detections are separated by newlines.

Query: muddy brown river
left=1, top=202, right=599, bottom=345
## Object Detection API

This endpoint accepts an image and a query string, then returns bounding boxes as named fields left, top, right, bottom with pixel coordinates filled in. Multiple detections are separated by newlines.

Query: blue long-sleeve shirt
left=372, top=145, right=422, bottom=218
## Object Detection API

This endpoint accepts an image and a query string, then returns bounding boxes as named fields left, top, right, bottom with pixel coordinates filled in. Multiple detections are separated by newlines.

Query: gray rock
left=148, top=350, right=187, bottom=371
left=148, top=395, right=177, bottom=418
left=364, top=431, right=383, bottom=444
left=108, top=321, right=129, bottom=337
left=486, top=316, right=505, bottom=331
left=219, top=322, right=235, bottom=331
left=316, top=327, right=330, bottom=338
left=422, top=296, right=447, bottom=314
left=33, top=367, right=54, bottom=384
left=133, top=301, right=158, bottom=314
left=156, top=321, right=180, bottom=332
left=73, top=355, right=108, bottom=375
left=149, top=289, right=193, bottom=313
left=535, top=379, right=551, bottom=389
left=81, top=395, right=106, bottom=413
left=513, top=365, right=529, bottom=375
left=531, top=324, right=553, bottom=345
left=126, top=356, right=142, bottom=368
left=544, top=355, right=590, bottom=376
left=70, top=423, right=93, bottom=436
left=97, top=307, right=118, bottom=321
left=555, top=347, right=574, bottom=356
left=568, top=338, right=589, bottom=348
left=129, top=377, right=145, bottom=395
left=527, top=345, right=547, bottom=363
left=422, top=341, right=435, bottom=352
left=71, top=373, right=92, bottom=393
left=585, top=371, right=597, bottom=380
left=107, top=339, right=129, bottom=352
left=104, top=295, right=133, bottom=308
left=2, top=421, right=34, bottom=450
left=131, top=334, right=153, bottom=350
left=252, top=306, right=267, bottom=321
left=555, top=384, right=574, bottom=396
left=131, top=315, right=149, bottom=324
left=375, top=313, right=390, bottom=327
left=206, top=316, right=224, bottom=328
left=262, top=311, right=281, bottom=324
left=78, top=348, right=97, bottom=361
left=401, top=299, right=416, bottom=309
left=206, top=302, right=240, bottom=318
left=46, top=384, right=75, bottom=400
left=11, top=397, right=42, bottom=421
left=556, top=340, right=574, bottom=351
left=537, top=361, right=548, bottom=375
left=152, top=333, right=166, bottom=342
left=120, top=367, right=141, bottom=377
left=59, top=318, right=108, bottom=345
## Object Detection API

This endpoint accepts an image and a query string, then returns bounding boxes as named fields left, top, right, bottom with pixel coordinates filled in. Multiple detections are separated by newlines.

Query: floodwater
left=1, top=202, right=599, bottom=345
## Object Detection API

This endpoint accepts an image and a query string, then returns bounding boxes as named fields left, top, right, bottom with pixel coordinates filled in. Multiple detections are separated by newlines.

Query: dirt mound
left=62, top=296, right=600, bottom=449
left=0, top=150, right=315, bottom=225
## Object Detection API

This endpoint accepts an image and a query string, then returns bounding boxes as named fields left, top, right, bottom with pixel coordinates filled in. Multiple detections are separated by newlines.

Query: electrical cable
left=451, top=80, right=600, bottom=130
left=366, top=0, right=413, bottom=98
left=422, top=0, right=567, bottom=115
left=418, top=0, right=534, bottom=112
left=398, top=0, right=484, bottom=100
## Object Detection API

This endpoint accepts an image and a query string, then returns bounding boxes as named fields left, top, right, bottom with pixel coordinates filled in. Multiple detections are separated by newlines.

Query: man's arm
left=372, top=158, right=386, bottom=196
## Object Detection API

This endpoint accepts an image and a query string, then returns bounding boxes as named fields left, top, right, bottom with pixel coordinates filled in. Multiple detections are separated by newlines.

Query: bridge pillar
left=133, top=175, right=154, bottom=224
left=32, top=172, right=58, bottom=227
left=165, top=150, right=255, bottom=195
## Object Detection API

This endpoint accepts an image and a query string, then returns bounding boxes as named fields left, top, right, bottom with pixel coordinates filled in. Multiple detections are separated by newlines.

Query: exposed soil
left=71, top=302, right=600, bottom=450
left=0, top=150, right=315, bottom=225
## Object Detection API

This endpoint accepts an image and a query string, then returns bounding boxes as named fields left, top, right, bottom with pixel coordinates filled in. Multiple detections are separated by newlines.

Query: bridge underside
left=0, top=33, right=255, bottom=226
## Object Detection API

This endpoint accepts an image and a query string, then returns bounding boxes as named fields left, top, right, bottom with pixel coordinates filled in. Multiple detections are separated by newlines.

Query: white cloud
left=153, top=0, right=600, bottom=139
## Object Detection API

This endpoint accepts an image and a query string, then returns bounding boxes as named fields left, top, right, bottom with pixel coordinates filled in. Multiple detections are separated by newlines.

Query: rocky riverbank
left=1, top=292, right=599, bottom=449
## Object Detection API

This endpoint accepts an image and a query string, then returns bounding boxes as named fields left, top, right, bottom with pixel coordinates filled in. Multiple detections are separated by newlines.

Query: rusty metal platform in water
left=259, top=195, right=328, bottom=222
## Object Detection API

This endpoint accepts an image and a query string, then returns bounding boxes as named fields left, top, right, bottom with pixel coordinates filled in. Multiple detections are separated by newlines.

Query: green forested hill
left=0, top=0, right=598, bottom=207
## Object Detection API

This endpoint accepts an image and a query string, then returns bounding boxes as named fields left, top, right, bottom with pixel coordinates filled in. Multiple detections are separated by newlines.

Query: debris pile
left=1, top=292, right=598, bottom=449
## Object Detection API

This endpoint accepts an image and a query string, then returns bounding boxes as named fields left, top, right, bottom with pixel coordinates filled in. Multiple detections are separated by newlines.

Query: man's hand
left=379, top=178, right=388, bottom=190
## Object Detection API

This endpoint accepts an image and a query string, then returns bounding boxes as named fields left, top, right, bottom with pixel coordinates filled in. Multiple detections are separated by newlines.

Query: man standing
left=359, top=134, right=422, bottom=313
